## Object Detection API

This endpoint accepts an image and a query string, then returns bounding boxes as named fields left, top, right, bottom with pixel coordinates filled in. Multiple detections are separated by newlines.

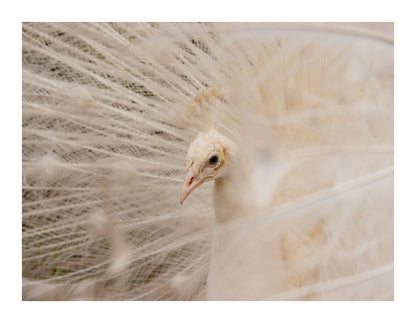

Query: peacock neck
left=213, top=158, right=252, bottom=224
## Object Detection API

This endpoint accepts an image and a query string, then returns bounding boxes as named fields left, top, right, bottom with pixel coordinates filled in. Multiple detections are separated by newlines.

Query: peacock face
left=180, top=130, right=226, bottom=204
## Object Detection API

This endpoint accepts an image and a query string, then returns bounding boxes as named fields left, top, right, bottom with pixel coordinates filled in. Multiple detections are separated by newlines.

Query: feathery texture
left=22, top=22, right=393, bottom=300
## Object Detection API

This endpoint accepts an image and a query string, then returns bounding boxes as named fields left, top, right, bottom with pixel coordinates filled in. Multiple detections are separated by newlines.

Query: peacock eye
left=208, top=155, right=218, bottom=166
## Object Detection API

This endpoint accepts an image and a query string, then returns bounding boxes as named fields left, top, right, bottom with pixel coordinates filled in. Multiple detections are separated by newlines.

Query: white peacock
left=22, top=22, right=393, bottom=301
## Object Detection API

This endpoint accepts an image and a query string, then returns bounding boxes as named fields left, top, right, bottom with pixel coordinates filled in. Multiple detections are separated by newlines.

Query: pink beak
left=180, top=170, right=203, bottom=204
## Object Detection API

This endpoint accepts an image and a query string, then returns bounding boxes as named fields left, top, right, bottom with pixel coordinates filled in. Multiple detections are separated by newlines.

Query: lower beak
left=180, top=170, right=202, bottom=204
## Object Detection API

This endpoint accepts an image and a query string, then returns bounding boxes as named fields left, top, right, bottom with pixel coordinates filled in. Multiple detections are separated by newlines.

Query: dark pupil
left=209, top=155, right=218, bottom=165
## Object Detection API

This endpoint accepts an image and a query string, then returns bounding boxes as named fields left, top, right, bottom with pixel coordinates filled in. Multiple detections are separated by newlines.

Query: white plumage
left=22, top=22, right=393, bottom=301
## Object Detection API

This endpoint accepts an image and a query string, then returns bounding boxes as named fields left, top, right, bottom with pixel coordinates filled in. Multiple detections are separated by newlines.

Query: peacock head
left=180, top=129, right=234, bottom=204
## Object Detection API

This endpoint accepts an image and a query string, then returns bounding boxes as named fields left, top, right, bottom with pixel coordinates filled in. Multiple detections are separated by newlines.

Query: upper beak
left=180, top=170, right=203, bottom=204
